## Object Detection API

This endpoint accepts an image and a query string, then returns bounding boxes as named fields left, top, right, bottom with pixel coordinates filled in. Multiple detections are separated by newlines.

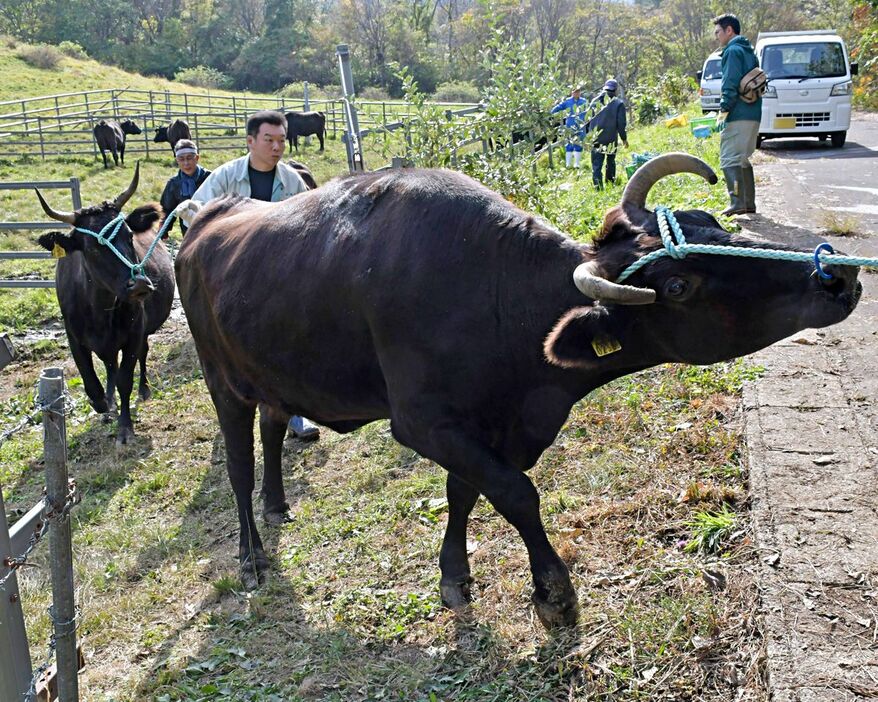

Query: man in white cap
left=585, top=79, right=629, bottom=189
left=160, top=138, right=211, bottom=236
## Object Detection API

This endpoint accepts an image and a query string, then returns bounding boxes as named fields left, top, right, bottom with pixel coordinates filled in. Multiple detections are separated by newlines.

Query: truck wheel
left=830, top=131, right=846, bottom=148
left=756, top=135, right=763, bottom=149
left=819, top=134, right=828, bottom=142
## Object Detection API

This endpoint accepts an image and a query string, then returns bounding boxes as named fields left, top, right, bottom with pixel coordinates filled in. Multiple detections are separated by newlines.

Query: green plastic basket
left=690, top=116, right=715, bottom=134
left=625, top=164, right=637, bottom=179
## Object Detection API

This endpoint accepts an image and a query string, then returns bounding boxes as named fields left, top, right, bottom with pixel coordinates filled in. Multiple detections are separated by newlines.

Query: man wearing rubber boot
left=714, top=13, right=761, bottom=216
left=551, top=87, right=588, bottom=168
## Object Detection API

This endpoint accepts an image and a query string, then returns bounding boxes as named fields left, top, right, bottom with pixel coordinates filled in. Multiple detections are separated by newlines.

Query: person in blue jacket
left=551, top=87, right=588, bottom=168
left=714, top=13, right=762, bottom=215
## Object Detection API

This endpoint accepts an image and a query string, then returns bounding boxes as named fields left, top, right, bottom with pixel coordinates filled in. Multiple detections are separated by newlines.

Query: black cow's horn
left=113, top=161, right=140, bottom=210
left=35, top=189, right=76, bottom=225
left=573, top=262, right=656, bottom=305
left=621, top=152, right=718, bottom=220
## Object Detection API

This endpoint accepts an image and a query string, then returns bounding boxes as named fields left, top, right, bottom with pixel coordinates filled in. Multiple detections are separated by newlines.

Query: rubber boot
left=565, top=151, right=573, bottom=168
left=721, top=166, right=747, bottom=216
left=573, top=151, right=582, bottom=168
left=742, top=165, right=756, bottom=213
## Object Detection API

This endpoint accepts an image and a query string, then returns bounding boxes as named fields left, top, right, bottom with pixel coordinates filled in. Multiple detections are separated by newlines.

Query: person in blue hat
left=584, top=78, right=629, bottom=189
left=550, top=86, right=588, bottom=168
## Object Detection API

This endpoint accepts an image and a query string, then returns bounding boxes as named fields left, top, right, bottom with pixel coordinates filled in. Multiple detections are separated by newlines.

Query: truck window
left=702, top=59, right=722, bottom=81
left=761, top=42, right=846, bottom=80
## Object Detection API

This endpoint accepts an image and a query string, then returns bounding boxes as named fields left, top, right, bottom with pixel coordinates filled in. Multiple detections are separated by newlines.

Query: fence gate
left=0, top=178, right=81, bottom=289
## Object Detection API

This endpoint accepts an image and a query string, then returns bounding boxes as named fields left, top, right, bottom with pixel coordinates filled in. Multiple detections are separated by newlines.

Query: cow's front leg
left=114, top=343, right=139, bottom=446
left=68, top=339, right=109, bottom=414
left=394, top=417, right=578, bottom=629
left=439, top=473, right=479, bottom=609
left=258, top=403, right=292, bottom=525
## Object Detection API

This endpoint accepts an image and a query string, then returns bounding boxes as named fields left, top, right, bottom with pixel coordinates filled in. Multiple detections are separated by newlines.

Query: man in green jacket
left=714, top=13, right=762, bottom=215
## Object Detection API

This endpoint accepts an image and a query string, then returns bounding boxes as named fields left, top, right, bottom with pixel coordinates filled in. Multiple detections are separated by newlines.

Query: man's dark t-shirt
left=248, top=165, right=276, bottom=202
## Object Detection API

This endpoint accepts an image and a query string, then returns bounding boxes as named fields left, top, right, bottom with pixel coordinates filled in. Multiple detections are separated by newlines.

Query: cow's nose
left=126, top=275, right=155, bottom=300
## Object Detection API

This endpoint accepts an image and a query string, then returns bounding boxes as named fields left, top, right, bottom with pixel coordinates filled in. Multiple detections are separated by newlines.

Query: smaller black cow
left=35, top=164, right=175, bottom=445
left=153, top=119, right=191, bottom=153
left=93, top=119, right=142, bottom=169
left=284, top=111, right=325, bottom=152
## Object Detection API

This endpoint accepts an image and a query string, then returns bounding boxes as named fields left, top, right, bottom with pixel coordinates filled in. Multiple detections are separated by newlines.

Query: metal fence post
left=69, top=178, right=82, bottom=210
left=39, top=367, right=78, bottom=702
left=303, top=81, right=311, bottom=147
left=337, top=45, right=364, bottom=172
left=37, top=117, right=45, bottom=160
left=0, top=488, right=32, bottom=699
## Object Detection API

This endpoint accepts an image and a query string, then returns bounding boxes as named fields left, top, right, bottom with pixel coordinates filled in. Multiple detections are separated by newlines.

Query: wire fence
left=1, top=365, right=81, bottom=701
left=0, top=87, right=480, bottom=161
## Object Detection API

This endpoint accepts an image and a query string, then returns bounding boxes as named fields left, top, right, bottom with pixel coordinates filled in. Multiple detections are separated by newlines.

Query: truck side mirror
left=696, top=70, right=703, bottom=81
left=851, top=62, right=858, bottom=76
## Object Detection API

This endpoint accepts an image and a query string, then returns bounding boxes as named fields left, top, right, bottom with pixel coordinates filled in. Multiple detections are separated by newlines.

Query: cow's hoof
left=263, top=507, right=294, bottom=526
left=115, top=426, right=135, bottom=447
left=440, top=575, right=474, bottom=610
left=532, top=589, right=579, bottom=629
left=91, top=398, right=109, bottom=414
left=240, top=551, right=269, bottom=591
left=138, top=385, right=152, bottom=402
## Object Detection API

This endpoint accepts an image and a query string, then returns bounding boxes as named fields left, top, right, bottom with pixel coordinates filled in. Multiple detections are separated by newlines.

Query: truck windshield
left=761, top=42, right=846, bottom=80
left=702, top=59, right=722, bottom=81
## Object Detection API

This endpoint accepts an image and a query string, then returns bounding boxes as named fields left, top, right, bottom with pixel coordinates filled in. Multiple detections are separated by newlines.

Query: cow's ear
left=126, top=204, right=161, bottom=233
left=37, top=231, right=81, bottom=254
left=544, top=305, right=623, bottom=369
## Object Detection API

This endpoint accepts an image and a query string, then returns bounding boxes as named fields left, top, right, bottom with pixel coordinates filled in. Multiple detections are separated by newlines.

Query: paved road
left=743, top=113, right=878, bottom=702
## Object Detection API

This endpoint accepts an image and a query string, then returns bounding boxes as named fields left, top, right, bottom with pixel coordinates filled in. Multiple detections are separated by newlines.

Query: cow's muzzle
left=126, top=274, right=155, bottom=300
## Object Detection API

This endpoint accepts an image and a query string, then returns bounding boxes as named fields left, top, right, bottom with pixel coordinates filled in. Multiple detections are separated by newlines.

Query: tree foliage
left=0, top=0, right=871, bottom=101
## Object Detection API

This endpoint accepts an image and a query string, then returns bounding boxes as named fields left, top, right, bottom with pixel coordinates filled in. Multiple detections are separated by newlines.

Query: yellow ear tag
left=592, top=335, right=622, bottom=357
left=51, top=243, right=66, bottom=258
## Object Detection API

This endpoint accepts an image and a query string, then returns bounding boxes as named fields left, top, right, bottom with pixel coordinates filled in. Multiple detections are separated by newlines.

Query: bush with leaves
left=174, top=65, right=233, bottom=89
left=432, top=81, right=481, bottom=103
left=58, top=41, right=87, bottom=60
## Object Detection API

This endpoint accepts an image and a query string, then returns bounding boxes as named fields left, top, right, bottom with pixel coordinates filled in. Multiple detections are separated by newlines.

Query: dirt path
left=743, top=113, right=878, bottom=701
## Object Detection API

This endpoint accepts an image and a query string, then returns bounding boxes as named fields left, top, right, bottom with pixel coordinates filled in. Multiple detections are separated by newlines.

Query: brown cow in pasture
left=153, top=119, right=191, bottom=153
left=175, top=154, right=861, bottom=628
left=93, top=119, right=142, bottom=168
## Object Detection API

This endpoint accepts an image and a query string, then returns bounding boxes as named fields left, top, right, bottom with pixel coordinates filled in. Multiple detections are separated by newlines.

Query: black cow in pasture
left=153, top=119, right=191, bottom=153
left=36, top=164, right=175, bottom=446
left=93, top=119, right=142, bottom=169
left=175, top=153, right=861, bottom=627
left=284, top=111, right=325, bottom=152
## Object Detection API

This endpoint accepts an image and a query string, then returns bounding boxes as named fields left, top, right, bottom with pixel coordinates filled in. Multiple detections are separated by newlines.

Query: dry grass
left=819, top=210, right=863, bottom=237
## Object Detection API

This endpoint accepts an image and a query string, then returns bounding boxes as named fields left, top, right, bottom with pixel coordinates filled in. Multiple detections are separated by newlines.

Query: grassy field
left=0, top=46, right=769, bottom=701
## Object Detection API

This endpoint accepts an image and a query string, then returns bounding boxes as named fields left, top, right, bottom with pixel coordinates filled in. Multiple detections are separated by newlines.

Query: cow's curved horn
left=35, top=189, right=76, bottom=225
left=113, top=161, right=140, bottom=210
left=573, top=261, right=656, bottom=305
left=621, top=152, right=718, bottom=219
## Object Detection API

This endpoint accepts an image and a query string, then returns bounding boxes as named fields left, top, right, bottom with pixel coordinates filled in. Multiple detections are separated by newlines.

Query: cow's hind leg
left=439, top=473, right=479, bottom=609
left=318, top=131, right=325, bottom=151
left=137, top=338, right=151, bottom=401
left=258, top=403, right=292, bottom=525
left=203, top=365, right=267, bottom=589
left=114, top=342, right=139, bottom=446
left=393, top=417, right=578, bottom=629
left=102, top=355, right=118, bottom=414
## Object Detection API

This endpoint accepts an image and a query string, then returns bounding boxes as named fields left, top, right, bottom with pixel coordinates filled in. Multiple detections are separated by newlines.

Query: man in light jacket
left=714, top=13, right=762, bottom=215
left=190, top=110, right=319, bottom=441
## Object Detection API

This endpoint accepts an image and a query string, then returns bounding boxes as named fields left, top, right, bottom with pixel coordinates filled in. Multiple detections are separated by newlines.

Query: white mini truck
left=756, top=30, right=858, bottom=148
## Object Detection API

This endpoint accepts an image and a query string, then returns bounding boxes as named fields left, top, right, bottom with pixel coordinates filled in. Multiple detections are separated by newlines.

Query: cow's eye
left=664, top=277, right=690, bottom=298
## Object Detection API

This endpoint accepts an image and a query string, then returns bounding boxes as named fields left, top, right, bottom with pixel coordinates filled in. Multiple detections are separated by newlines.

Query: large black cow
left=35, top=164, right=175, bottom=445
left=284, top=111, right=325, bottom=152
left=153, top=119, right=191, bottom=153
left=93, top=119, right=142, bottom=169
left=175, top=153, right=861, bottom=627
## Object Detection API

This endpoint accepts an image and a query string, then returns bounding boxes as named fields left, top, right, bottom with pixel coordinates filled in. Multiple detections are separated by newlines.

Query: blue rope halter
left=615, top=206, right=878, bottom=284
left=73, top=211, right=178, bottom=279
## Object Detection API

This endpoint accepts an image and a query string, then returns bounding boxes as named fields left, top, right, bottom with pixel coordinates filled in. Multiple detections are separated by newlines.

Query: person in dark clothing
left=159, top=139, right=210, bottom=235
left=713, top=13, right=762, bottom=215
left=585, top=79, right=629, bottom=189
